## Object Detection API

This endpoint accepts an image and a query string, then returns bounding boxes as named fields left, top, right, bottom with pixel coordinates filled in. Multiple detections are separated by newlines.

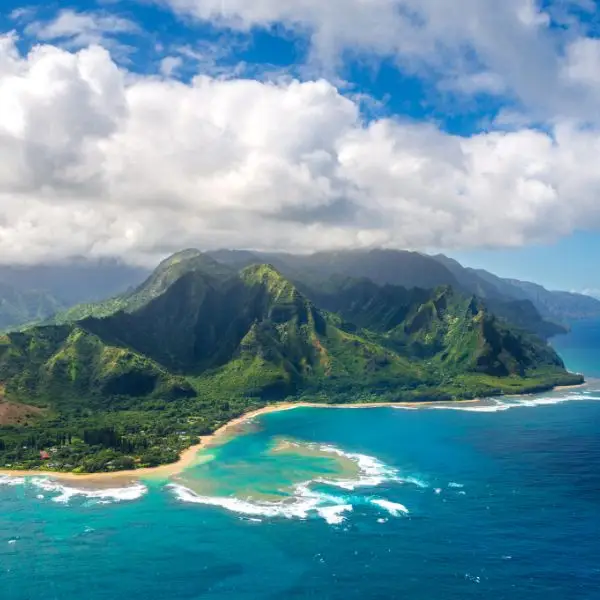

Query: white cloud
left=24, top=9, right=139, bottom=53
left=9, top=7, right=37, bottom=22
left=2, top=37, right=600, bottom=265
left=442, top=71, right=507, bottom=96
left=562, top=37, right=600, bottom=88
left=159, top=55, right=183, bottom=77
left=156, top=0, right=600, bottom=123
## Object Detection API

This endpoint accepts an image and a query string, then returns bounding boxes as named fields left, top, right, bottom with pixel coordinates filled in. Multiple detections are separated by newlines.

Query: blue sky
left=1, top=0, right=600, bottom=293
left=450, top=232, right=600, bottom=293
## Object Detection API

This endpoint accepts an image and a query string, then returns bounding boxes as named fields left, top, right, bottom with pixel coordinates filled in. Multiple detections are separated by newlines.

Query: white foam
left=371, top=498, right=409, bottom=516
left=431, top=400, right=510, bottom=413
left=515, top=395, right=576, bottom=408
left=429, top=392, right=597, bottom=413
left=316, top=445, right=427, bottom=489
left=170, top=481, right=356, bottom=525
left=29, top=478, right=147, bottom=504
left=0, top=475, right=26, bottom=487
left=317, top=504, right=353, bottom=525
left=401, top=475, right=428, bottom=488
left=448, top=482, right=464, bottom=489
left=171, top=443, right=418, bottom=525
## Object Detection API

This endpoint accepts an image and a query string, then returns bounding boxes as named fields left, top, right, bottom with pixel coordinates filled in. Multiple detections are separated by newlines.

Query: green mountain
left=0, top=251, right=581, bottom=473
left=209, top=248, right=461, bottom=290
left=433, top=255, right=600, bottom=322
left=210, top=249, right=599, bottom=332
left=0, top=282, right=66, bottom=331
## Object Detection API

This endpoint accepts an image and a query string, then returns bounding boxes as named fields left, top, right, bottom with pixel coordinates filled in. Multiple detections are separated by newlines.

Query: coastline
left=0, top=382, right=588, bottom=484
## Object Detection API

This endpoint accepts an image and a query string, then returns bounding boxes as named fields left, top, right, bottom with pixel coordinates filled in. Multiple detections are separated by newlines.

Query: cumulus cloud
left=1, top=35, right=600, bottom=265
left=157, top=0, right=600, bottom=122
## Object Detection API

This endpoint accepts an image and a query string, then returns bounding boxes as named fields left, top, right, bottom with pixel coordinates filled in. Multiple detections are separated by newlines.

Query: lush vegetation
left=0, top=251, right=582, bottom=473
left=209, top=248, right=600, bottom=333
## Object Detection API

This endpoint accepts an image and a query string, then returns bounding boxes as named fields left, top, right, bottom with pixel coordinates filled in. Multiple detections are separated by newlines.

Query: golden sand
left=0, top=381, right=587, bottom=483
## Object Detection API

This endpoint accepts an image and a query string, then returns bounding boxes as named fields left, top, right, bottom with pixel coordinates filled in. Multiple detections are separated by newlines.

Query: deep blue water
left=553, top=319, right=600, bottom=378
left=1, top=323, right=600, bottom=600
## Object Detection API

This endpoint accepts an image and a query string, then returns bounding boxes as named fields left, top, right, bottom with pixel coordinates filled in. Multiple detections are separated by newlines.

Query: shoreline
left=0, top=381, right=589, bottom=484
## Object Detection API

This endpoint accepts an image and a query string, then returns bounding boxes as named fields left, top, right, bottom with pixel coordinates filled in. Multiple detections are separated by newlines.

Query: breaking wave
left=29, top=478, right=148, bottom=504
left=170, top=444, right=419, bottom=524
left=315, top=444, right=428, bottom=490
left=371, top=499, right=409, bottom=516
left=429, top=392, right=596, bottom=413
left=168, top=482, right=353, bottom=523
left=0, top=475, right=147, bottom=504
left=0, top=475, right=26, bottom=487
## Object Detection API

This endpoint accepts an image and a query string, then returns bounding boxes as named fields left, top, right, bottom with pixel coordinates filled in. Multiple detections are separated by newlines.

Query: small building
left=39, top=450, right=50, bottom=460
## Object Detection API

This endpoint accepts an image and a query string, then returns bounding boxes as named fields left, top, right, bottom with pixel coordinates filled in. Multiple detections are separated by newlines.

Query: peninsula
left=0, top=250, right=583, bottom=474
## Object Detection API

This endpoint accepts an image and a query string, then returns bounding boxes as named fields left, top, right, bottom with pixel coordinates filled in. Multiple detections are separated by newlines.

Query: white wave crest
left=29, top=478, right=147, bottom=504
left=317, top=504, right=353, bottom=524
left=316, top=445, right=426, bottom=489
left=448, top=482, right=464, bottom=489
left=371, top=498, right=409, bottom=516
left=169, top=482, right=351, bottom=524
left=170, top=443, right=416, bottom=525
left=516, top=395, right=577, bottom=408
left=431, top=400, right=510, bottom=413
left=429, top=392, right=595, bottom=413
left=0, top=475, right=26, bottom=487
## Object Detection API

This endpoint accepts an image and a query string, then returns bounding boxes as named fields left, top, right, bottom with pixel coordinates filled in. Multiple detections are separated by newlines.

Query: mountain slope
left=300, top=277, right=565, bottom=376
left=0, top=252, right=581, bottom=472
left=209, top=249, right=567, bottom=338
left=52, top=249, right=236, bottom=325
left=0, top=282, right=65, bottom=331
left=435, top=255, right=600, bottom=322
left=209, top=248, right=461, bottom=290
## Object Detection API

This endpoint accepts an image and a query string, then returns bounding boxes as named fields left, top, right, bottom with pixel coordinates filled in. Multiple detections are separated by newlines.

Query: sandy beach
left=0, top=381, right=588, bottom=484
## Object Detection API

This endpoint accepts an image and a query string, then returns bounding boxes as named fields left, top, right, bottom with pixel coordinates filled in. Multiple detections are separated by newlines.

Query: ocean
left=2, top=324, right=600, bottom=599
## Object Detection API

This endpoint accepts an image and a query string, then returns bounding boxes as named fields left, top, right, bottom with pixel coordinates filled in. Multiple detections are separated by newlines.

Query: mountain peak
left=241, top=264, right=295, bottom=296
left=155, top=250, right=232, bottom=279
left=158, top=248, right=204, bottom=268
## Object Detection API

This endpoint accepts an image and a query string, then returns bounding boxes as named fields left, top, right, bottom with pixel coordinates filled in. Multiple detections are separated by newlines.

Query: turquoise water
left=2, top=324, right=600, bottom=599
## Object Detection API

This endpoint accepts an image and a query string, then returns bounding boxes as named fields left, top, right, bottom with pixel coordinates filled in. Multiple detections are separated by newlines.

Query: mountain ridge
left=0, top=251, right=581, bottom=473
left=208, top=248, right=600, bottom=329
left=3, top=249, right=596, bottom=335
